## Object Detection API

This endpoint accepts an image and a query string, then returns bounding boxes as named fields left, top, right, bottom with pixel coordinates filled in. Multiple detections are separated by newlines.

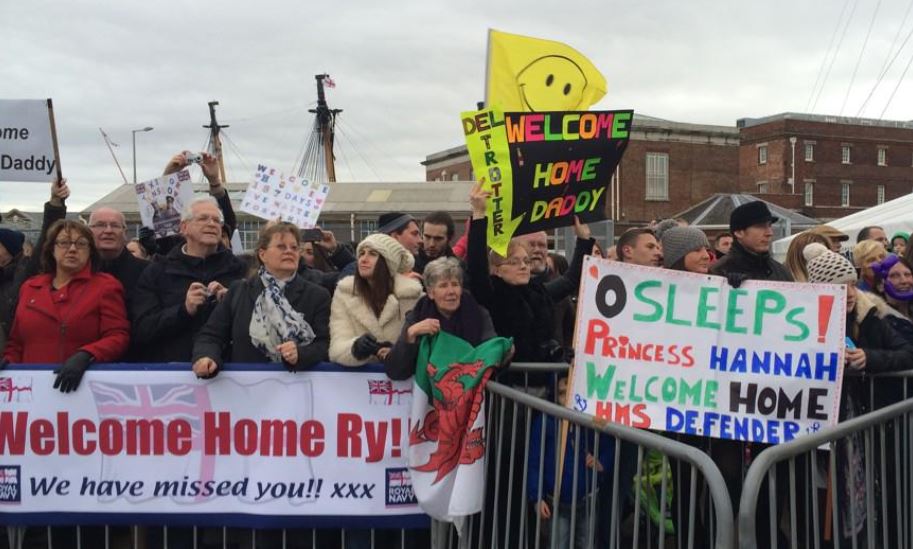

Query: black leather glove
left=352, top=334, right=381, bottom=360
left=138, top=226, right=158, bottom=256
left=726, top=272, right=749, bottom=289
left=53, top=351, right=93, bottom=393
left=539, top=339, right=566, bottom=363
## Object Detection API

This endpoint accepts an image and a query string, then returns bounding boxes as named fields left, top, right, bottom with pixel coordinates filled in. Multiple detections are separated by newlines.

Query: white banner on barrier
left=570, top=258, right=847, bottom=444
left=0, top=99, right=57, bottom=182
left=0, top=366, right=420, bottom=521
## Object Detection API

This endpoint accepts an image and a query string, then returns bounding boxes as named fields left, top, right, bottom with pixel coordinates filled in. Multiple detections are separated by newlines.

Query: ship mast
left=203, top=101, right=229, bottom=183
left=309, top=74, right=342, bottom=183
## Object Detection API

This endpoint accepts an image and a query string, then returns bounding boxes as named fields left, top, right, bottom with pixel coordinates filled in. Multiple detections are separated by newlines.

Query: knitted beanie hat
left=804, top=243, right=857, bottom=284
left=661, top=227, right=710, bottom=268
left=357, top=233, right=414, bottom=275
left=0, top=228, right=25, bottom=257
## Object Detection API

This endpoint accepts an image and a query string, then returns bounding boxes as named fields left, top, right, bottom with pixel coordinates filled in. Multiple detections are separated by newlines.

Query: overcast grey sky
left=2, top=0, right=913, bottom=211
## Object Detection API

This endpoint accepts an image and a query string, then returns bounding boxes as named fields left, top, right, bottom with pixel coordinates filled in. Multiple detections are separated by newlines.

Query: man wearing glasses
left=132, top=196, right=246, bottom=362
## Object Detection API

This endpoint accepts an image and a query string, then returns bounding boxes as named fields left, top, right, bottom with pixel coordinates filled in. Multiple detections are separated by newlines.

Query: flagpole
left=482, top=28, right=493, bottom=108
left=99, top=128, right=129, bottom=185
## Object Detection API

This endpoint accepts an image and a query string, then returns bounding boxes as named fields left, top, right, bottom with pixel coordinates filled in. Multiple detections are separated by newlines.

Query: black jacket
left=385, top=295, right=497, bottom=381
left=132, top=245, right=247, bottom=362
left=100, top=249, right=148, bottom=313
left=192, top=275, right=330, bottom=369
left=414, top=245, right=459, bottom=275
left=710, top=240, right=793, bottom=282
left=845, top=291, right=913, bottom=414
left=466, top=218, right=593, bottom=384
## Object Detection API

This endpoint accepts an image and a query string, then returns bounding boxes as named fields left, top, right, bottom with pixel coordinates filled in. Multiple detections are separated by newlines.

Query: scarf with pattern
left=249, top=267, right=316, bottom=362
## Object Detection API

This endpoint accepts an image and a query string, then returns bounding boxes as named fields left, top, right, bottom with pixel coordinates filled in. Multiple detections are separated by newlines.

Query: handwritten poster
left=240, top=164, right=329, bottom=229
left=570, top=258, right=846, bottom=445
left=462, top=108, right=632, bottom=255
left=134, top=169, right=194, bottom=238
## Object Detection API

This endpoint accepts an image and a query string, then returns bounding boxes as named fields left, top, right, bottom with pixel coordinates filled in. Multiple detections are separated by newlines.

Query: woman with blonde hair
left=854, top=239, right=889, bottom=292
left=785, top=231, right=833, bottom=282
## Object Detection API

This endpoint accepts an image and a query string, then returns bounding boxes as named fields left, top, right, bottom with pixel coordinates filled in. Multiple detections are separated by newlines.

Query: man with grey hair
left=133, top=196, right=247, bottom=362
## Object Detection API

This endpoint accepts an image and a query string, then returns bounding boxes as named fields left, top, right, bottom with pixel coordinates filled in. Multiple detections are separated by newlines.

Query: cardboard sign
left=134, top=170, right=194, bottom=238
left=570, top=258, right=846, bottom=445
left=462, top=108, right=632, bottom=255
left=0, top=99, right=59, bottom=182
left=0, top=364, right=425, bottom=528
left=240, top=164, right=329, bottom=229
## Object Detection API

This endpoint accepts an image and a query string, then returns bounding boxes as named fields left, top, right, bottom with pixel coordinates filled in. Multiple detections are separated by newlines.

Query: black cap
left=377, top=212, right=415, bottom=234
left=730, top=201, right=779, bottom=232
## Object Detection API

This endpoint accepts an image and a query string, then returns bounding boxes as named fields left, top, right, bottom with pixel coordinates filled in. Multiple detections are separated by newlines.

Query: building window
left=878, top=147, right=887, bottom=166
left=842, top=145, right=851, bottom=164
left=877, top=185, right=885, bottom=204
left=645, top=153, right=669, bottom=201
left=758, top=145, right=768, bottom=165
left=804, top=182, right=814, bottom=206
left=359, top=220, right=377, bottom=240
left=841, top=183, right=851, bottom=207
left=757, top=181, right=769, bottom=194
left=805, top=143, right=814, bottom=162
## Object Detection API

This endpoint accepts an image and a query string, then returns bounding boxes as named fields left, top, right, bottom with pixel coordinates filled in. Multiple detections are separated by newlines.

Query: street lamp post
left=132, top=127, right=154, bottom=183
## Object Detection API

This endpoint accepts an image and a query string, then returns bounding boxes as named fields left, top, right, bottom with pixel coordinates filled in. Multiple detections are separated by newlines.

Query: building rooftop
left=738, top=112, right=913, bottom=130
left=81, top=181, right=476, bottom=217
left=674, top=193, right=818, bottom=231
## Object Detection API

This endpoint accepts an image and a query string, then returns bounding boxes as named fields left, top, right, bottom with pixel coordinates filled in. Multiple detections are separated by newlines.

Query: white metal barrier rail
left=737, top=395, right=913, bottom=549
left=435, top=362, right=736, bottom=549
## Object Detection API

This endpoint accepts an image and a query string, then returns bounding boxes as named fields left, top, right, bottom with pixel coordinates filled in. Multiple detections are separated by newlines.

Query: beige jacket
left=329, top=274, right=423, bottom=366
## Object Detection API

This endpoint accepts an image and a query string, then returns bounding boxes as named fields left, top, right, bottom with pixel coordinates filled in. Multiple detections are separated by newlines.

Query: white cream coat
left=329, top=274, right=423, bottom=366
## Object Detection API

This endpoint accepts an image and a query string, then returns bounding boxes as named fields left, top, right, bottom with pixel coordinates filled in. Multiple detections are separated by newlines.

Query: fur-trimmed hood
left=853, top=289, right=907, bottom=326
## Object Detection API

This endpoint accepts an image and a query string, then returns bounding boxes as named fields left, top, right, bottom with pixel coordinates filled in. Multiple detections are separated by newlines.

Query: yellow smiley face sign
left=517, top=55, right=589, bottom=111
left=486, top=30, right=607, bottom=113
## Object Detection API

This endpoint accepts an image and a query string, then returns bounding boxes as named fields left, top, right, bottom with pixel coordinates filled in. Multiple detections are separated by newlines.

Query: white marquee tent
left=771, top=193, right=913, bottom=261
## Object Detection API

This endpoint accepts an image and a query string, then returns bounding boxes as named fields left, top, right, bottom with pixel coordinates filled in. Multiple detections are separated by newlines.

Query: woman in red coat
left=3, top=220, right=130, bottom=392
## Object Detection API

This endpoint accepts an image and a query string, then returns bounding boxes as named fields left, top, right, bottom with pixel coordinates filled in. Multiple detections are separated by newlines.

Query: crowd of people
left=2, top=152, right=913, bottom=547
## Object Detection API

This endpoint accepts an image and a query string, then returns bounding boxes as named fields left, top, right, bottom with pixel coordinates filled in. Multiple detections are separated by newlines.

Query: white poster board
left=0, top=99, right=58, bottom=182
left=134, top=170, right=194, bottom=238
left=570, top=258, right=846, bottom=445
left=240, top=164, right=329, bottom=228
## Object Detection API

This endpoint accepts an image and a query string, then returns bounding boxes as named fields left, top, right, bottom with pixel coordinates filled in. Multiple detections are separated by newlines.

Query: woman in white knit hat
left=329, top=233, right=423, bottom=366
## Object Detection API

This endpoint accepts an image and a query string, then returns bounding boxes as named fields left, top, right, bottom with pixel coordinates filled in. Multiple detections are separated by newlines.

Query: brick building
left=737, top=113, right=913, bottom=220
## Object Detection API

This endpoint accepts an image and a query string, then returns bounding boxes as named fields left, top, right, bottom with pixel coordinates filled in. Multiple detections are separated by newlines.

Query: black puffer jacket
left=132, top=245, right=247, bottom=362
left=466, top=217, right=593, bottom=386
left=192, top=275, right=330, bottom=369
left=845, top=290, right=913, bottom=413
left=710, top=240, right=793, bottom=282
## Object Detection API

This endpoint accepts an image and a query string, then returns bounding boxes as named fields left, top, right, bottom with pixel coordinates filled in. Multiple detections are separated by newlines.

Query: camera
left=183, top=151, right=203, bottom=165
left=539, top=339, right=566, bottom=363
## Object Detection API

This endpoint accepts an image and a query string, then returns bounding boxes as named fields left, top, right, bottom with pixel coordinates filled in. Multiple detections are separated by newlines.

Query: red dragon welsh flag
left=408, top=331, right=512, bottom=525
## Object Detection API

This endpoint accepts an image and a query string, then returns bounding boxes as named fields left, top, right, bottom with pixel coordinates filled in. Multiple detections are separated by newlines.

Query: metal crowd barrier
left=11, top=365, right=913, bottom=549
left=434, top=363, right=736, bottom=549
left=738, top=393, right=913, bottom=549
left=3, top=525, right=420, bottom=549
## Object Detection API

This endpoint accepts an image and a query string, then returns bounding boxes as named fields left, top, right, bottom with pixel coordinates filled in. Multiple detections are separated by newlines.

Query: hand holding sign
left=469, top=181, right=491, bottom=219
left=49, top=178, right=69, bottom=207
